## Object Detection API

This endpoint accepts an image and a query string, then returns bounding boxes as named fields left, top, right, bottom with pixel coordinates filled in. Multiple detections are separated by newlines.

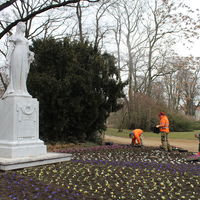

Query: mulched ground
left=0, top=145, right=199, bottom=200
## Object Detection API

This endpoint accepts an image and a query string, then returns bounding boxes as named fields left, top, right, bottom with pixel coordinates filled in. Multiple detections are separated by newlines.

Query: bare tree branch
left=0, top=0, right=100, bottom=40
left=0, top=49, right=6, bottom=57
left=0, top=72, right=7, bottom=90
left=0, top=0, right=17, bottom=11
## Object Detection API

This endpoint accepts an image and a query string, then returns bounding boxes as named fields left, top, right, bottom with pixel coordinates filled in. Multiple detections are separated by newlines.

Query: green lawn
left=105, top=128, right=200, bottom=140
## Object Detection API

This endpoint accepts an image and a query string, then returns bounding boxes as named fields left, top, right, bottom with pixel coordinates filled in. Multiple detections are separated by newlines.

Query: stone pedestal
left=0, top=96, right=47, bottom=158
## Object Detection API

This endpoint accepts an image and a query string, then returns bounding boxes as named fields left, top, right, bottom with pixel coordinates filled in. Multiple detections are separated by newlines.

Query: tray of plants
left=151, top=126, right=160, bottom=134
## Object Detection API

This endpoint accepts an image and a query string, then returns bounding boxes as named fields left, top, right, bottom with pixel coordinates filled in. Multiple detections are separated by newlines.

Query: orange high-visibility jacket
left=159, top=115, right=169, bottom=133
left=130, top=129, right=143, bottom=144
left=132, top=129, right=143, bottom=136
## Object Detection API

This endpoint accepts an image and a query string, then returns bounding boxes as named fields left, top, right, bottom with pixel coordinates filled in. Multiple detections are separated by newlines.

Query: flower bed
left=0, top=145, right=199, bottom=199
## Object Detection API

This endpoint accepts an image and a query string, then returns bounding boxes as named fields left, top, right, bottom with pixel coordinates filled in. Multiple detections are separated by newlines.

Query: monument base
left=0, top=152, right=72, bottom=171
left=0, top=96, right=47, bottom=158
left=0, top=139, right=46, bottom=158
left=0, top=97, right=72, bottom=170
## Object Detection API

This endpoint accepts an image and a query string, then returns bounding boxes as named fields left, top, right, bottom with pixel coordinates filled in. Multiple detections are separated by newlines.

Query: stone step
left=0, top=152, right=72, bottom=171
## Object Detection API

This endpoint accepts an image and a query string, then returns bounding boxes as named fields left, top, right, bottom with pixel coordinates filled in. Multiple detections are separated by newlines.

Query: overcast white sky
left=174, top=0, right=200, bottom=57
left=1, top=0, right=200, bottom=62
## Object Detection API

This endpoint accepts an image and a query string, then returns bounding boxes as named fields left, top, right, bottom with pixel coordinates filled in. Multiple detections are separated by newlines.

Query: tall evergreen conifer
left=28, top=38, right=126, bottom=142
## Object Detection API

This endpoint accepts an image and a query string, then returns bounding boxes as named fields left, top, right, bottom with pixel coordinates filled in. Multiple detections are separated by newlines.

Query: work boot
left=162, top=142, right=168, bottom=151
left=167, top=144, right=172, bottom=152
left=164, top=146, right=168, bottom=151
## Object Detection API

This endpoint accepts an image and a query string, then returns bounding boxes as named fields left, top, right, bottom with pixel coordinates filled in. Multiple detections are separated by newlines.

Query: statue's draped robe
left=4, top=35, right=31, bottom=97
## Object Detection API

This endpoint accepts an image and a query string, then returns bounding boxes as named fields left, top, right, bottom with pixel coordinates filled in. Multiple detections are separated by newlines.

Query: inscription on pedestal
left=17, top=103, right=37, bottom=139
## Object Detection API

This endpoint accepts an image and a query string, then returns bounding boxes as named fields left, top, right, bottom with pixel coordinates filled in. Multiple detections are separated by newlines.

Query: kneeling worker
left=129, top=129, right=143, bottom=145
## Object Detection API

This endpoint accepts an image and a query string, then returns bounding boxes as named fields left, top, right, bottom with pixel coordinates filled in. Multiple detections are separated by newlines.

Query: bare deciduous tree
left=0, top=0, right=100, bottom=40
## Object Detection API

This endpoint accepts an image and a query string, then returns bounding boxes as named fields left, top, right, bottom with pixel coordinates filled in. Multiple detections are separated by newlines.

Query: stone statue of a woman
left=2, top=22, right=34, bottom=98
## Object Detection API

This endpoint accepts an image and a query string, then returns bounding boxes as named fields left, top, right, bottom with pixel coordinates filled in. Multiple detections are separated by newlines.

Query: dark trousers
left=161, top=132, right=171, bottom=151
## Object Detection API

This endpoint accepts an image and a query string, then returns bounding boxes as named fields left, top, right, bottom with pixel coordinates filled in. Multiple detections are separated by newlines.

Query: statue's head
left=16, top=22, right=26, bottom=34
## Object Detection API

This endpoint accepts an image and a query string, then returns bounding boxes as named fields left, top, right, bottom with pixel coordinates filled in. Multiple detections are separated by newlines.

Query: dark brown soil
left=0, top=145, right=199, bottom=200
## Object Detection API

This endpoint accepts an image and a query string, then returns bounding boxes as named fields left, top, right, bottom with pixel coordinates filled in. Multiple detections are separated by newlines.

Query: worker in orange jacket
left=129, top=129, right=143, bottom=145
left=156, top=112, right=171, bottom=151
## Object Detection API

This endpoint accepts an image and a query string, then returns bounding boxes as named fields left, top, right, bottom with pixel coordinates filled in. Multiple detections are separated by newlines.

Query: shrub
left=168, top=113, right=193, bottom=132
left=190, top=120, right=200, bottom=130
left=28, top=38, right=126, bottom=142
